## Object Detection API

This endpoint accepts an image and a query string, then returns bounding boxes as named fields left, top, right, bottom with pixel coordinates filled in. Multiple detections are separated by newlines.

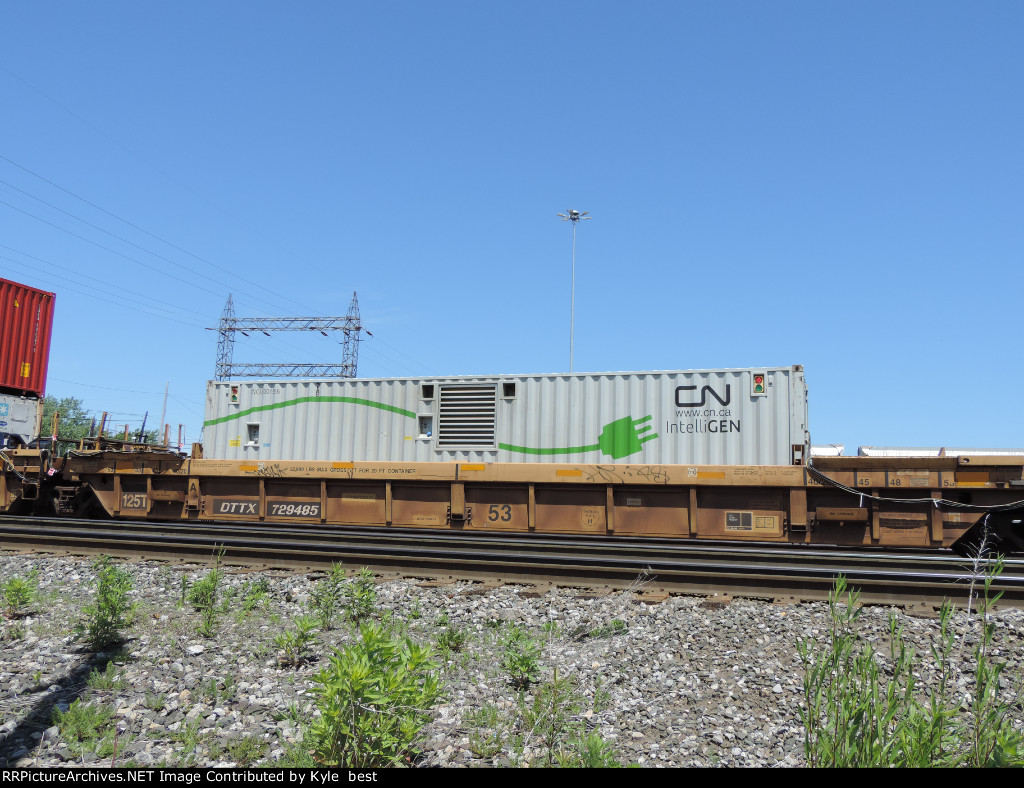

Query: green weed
left=227, top=735, right=267, bottom=766
left=310, top=563, right=346, bottom=630
left=555, top=730, right=623, bottom=768
left=308, top=621, right=443, bottom=767
left=3, top=574, right=36, bottom=616
left=239, top=578, right=271, bottom=617
left=53, top=699, right=117, bottom=756
left=799, top=561, right=1024, bottom=767
left=436, top=626, right=467, bottom=654
left=465, top=703, right=510, bottom=759
left=343, top=567, right=377, bottom=623
left=189, top=546, right=226, bottom=637
left=275, top=615, right=319, bottom=667
left=76, top=557, right=135, bottom=650
left=500, top=625, right=541, bottom=689
left=86, top=662, right=126, bottom=691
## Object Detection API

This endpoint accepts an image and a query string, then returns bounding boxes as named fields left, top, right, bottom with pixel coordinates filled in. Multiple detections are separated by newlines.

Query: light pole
left=557, top=209, right=590, bottom=373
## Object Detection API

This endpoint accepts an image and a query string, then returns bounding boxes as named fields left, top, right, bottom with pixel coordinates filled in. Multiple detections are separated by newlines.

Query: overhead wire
left=0, top=196, right=228, bottom=299
left=0, top=72, right=426, bottom=380
left=0, top=245, right=211, bottom=326
left=0, top=153, right=319, bottom=315
left=0, top=257, right=205, bottom=329
left=0, top=65, right=311, bottom=274
left=0, top=171, right=405, bottom=371
left=0, top=182, right=296, bottom=315
left=0, top=173, right=352, bottom=321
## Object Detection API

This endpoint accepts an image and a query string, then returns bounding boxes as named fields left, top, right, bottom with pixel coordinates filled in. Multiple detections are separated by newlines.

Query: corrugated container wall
left=0, top=278, right=56, bottom=398
left=203, top=366, right=810, bottom=466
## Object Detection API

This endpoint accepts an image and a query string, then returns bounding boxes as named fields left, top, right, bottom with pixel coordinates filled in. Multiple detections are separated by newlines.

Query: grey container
left=0, top=392, right=42, bottom=445
left=202, top=366, right=810, bottom=465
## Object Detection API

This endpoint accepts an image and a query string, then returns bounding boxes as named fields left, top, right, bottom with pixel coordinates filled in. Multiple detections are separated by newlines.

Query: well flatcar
left=2, top=443, right=1022, bottom=556
left=0, top=276, right=1021, bottom=556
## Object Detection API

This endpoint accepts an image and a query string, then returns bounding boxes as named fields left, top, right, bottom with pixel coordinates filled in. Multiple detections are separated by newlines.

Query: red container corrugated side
left=0, top=278, right=55, bottom=398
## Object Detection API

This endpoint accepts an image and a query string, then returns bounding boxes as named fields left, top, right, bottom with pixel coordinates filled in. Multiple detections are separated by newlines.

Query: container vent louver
left=437, top=384, right=496, bottom=448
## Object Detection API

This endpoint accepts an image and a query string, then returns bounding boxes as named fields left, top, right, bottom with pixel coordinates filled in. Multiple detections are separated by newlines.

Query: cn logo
left=674, top=385, right=731, bottom=408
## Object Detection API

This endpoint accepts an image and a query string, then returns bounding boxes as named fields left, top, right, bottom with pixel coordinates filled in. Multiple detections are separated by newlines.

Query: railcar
left=1, top=276, right=1021, bottom=555
left=2, top=444, right=1022, bottom=557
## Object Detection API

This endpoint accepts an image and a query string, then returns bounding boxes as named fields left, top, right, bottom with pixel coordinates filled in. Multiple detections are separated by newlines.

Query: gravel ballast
left=1, top=552, right=1022, bottom=768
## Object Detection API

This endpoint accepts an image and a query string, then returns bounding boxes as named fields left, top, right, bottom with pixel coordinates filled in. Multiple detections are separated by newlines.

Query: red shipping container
left=0, top=278, right=55, bottom=398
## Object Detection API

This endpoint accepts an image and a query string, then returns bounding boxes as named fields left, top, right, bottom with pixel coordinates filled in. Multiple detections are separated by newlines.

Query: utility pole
left=557, top=209, right=590, bottom=373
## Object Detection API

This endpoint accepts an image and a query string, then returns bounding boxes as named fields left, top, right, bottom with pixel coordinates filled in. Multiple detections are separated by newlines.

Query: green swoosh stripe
left=204, top=396, right=417, bottom=427
left=498, top=442, right=600, bottom=456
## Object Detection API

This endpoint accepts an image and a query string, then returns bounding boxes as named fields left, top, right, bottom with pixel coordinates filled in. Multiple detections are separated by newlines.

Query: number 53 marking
left=488, top=504, right=512, bottom=522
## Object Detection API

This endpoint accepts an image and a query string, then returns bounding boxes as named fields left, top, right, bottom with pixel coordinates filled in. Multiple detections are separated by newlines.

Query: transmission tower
left=210, top=292, right=366, bottom=381
left=340, top=291, right=362, bottom=378
left=214, top=294, right=236, bottom=380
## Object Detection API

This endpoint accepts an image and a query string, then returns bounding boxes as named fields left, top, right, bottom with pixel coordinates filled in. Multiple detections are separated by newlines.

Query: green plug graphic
left=596, top=415, right=659, bottom=459
left=498, top=415, right=659, bottom=459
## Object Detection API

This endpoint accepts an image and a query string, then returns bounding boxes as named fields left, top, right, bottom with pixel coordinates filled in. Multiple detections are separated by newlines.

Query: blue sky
left=1, top=2, right=1021, bottom=453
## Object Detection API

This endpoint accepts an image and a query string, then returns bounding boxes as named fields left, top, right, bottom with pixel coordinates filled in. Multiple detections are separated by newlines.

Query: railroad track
left=1, top=514, right=1021, bottom=610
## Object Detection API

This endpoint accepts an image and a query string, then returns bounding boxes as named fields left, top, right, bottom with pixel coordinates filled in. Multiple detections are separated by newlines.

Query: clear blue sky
left=1, top=2, right=1021, bottom=453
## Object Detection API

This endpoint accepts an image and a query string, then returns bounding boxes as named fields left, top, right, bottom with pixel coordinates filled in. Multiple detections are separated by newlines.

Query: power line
left=0, top=196, right=228, bottom=298
left=0, top=165, right=423, bottom=372
left=0, top=153, right=318, bottom=315
left=0, top=243, right=212, bottom=323
left=0, top=177, right=303, bottom=316
left=0, top=65, right=312, bottom=270
left=0, top=77, right=427, bottom=378
left=0, top=255, right=207, bottom=329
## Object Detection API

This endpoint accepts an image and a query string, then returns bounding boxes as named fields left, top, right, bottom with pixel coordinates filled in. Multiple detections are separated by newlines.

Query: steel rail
left=1, top=515, right=1019, bottom=608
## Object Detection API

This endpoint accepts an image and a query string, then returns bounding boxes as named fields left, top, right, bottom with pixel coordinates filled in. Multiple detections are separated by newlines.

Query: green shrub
left=77, top=557, right=135, bottom=650
left=500, top=625, right=541, bottom=689
left=3, top=574, right=36, bottom=616
left=309, top=621, right=443, bottom=767
left=187, top=570, right=220, bottom=611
